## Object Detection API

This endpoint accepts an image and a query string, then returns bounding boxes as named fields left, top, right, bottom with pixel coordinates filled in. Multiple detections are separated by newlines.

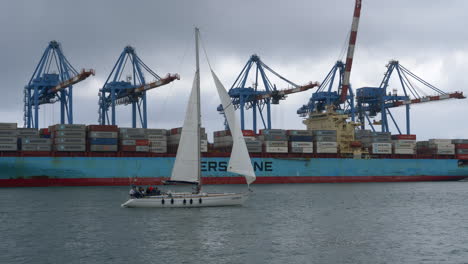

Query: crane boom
left=48, top=69, right=95, bottom=93
left=393, top=92, right=465, bottom=107
left=133, top=73, right=180, bottom=93
left=340, top=0, right=362, bottom=103
left=256, top=82, right=320, bottom=100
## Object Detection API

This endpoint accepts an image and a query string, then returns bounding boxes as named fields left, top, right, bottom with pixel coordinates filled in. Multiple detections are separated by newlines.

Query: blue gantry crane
left=24, top=40, right=94, bottom=128
left=98, top=46, right=179, bottom=128
left=355, top=60, right=465, bottom=134
left=217, top=54, right=319, bottom=132
left=296, top=61, right=356, bottom=120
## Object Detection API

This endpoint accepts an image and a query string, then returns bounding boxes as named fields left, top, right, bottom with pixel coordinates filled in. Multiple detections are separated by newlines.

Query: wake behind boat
left=122, top=28, right=256, bottom=208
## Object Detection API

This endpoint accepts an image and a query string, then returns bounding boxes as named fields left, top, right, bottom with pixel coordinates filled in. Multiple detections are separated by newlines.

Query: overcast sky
left=0, top=0, right=467, bottom=140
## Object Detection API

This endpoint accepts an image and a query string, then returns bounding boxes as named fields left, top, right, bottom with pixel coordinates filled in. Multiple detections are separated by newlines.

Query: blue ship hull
left=0, top=156, right=467, bottom=186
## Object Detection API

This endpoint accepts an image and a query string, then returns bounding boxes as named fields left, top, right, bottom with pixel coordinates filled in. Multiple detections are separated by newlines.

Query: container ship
left=2, top=0, right=467, bottom=187
left=1, top=111, right=467, bottom=187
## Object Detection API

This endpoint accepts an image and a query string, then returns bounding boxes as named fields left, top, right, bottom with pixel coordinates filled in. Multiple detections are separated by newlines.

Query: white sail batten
left=211, top=70, right=256, bottom=185
left=170, top=72, right=200, bottom=184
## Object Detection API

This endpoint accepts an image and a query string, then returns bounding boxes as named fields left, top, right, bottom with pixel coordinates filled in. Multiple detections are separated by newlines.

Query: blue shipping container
left=289, top=136, right=313, bottom=141
left=89, top=138, right=118, bottom=145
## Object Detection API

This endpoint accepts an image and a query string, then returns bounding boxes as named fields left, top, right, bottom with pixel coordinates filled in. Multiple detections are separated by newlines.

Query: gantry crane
left=355, top=60, right=465, bottom=134
left=217, top=54, right=319, bottom=132
left=297, top=0, right=362, bottom=120
left=98, top=46, right=179, bottom=128
left=24, top=40, right=94, bottom=128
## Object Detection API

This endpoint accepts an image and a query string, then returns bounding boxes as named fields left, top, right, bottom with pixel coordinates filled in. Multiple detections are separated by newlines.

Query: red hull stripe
left=0, top=176, right=465, bottom=187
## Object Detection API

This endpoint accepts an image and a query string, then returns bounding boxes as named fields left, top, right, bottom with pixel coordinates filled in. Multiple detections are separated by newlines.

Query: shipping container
left=265, top=146, right=288, bottom=153
left=312, top=130, right=337, bottom=136
left=286, top=130, right=313, bottom=136
left=53, top=131, right=86, bottom=138
left=264, top=141, right=288, bottom=147
left=0, top=144, right=17, bottom=151
left=290, top=142, right=313, bottom=148
left=51, top=124, right=86, bottom=131
left=289, top=136, right=313, bottom=141
left=21, top=138, right=51, bottom=144
left=0, top=137, right=17, bottom=144
left=391, top=134, right=417, bottom=140
left=87, top=125, right=119, bottom=132
left=54, top=145, right=86, bottom=152
left=90, top=145, right=118, bottom=152
left=89, top=132, right=118, bottom=138
left=0, top=123, right=17, bottom=130
left=0, top=130, right=18, bottom=137
left=54, top=138, right=86, bottom=144
left=89, top=138, right=118, bottom=145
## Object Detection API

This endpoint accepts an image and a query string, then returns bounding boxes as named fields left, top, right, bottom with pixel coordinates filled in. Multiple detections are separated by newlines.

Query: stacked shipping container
left=0, top=123, right=18, bottom=151
left=288, top=130, right=313, bottom=153
left=51, top=124, right=86, bottom=152
left=259, top=129, right=288, bottom=153
left=313, top=130, right=338, bottom=153
left=87, top=125, right=119, bottom=152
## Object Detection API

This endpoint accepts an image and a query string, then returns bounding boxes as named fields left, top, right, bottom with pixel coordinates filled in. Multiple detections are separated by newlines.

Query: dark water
left=1, top=182, right=468, bottom=264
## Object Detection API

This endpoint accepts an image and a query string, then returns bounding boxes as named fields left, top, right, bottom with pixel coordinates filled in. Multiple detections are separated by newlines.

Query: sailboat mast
left=195, top=27, right=202, bottom=191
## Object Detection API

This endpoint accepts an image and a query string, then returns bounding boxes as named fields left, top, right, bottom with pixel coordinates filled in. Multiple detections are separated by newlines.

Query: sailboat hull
left=121, top=192, right=248, bottom=208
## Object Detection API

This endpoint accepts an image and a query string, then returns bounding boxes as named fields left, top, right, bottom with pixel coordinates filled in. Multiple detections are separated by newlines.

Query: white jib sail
left=211, top=70, right=256, bottom=185
left=170, top=71, right=200, bottom=183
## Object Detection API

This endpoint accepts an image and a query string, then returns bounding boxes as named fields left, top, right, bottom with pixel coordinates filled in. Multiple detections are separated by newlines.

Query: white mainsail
left=170, top=71, right=200, bottom=184
left=211, top=70, right=256, bottom=185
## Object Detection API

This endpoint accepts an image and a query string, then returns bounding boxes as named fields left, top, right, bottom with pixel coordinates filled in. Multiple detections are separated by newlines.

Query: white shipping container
left=52, top=124, right=86, bottom=131
left=394, top=148, right=415, bottom=154
left=150, top=141, right=167, bottom=147
left=54, top=138, right=86, bottom=144
left=290, top=141, right=313, bottom=148
left=121, top=139, right=136, bottom=146
left=201, top=145, right=208, bottom=152
left=0, top=130, right=18, bottom=137
left=429, top=143, right=455, bottom=150
left=372, top=143, right=392, bottom=149
left=392, top=140, right=416, bottom=144
left=372, top=148, right=392, bottom=154
left=147, top=134, right=167, bottom=141
left=119, top=128, right=146, bottom=134
left=37, top=145, right=52, bottom=151
left=89, top=131, right=118, bottom=138
left=136, top=146, right=149, bottom=152
left=437, top=149, right=455, bottom=155
left=429, top=139, right=452, bottom=144
left=316, top=147, right=338, bottom=154
left=265, top=146, right=288, bottom=153
left=22, top=138, right=51, bottom=144
left=0, top=144, right=17, bottom=151
left=0, top=137, right=17, bottom=144
left=54, top=131, right=86, bottom=138
left=316, top=142, right=338, bottom=148
left=393, top=142, right=416, bottom=149
left=21, top=145, right=37, bottom=151
left=291, top=147, right=313, bottom=153
left=0, top=123, right=17, bottom=130
left=150, top=146, right=167, bottom=153
left=54, top=144, right=86, bottom=152
left=264, top=141, right=288, bottom=147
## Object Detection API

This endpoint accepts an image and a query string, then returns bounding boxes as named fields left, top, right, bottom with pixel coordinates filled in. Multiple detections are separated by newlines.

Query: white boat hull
left=121, top=192, right=249, bottom=208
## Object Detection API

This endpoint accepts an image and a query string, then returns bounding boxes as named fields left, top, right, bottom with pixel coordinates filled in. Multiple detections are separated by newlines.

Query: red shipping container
left=391, top=134, right=417, bottom=140
left=40, top=128, right=50, bottom=135
left=455, top=144, right=468, bottom=149
left=87, top=125, right=119, bottom=132
left=242, top=130, right=255, bottom=136
left=457, top=154, right=468, bottom=159
left=135, top=139, right=149, bottom=146
left=121, top=145, right=136, bottom=152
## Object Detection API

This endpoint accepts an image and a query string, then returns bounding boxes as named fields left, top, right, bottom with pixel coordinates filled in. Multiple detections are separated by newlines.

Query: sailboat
left=121, top=28, right=256, bottom=208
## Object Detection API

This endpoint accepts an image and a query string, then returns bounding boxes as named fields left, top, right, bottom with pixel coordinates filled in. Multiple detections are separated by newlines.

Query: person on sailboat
left=146, top=185, right=154, bottom=194
left=129, top=186, right=140, bottom=198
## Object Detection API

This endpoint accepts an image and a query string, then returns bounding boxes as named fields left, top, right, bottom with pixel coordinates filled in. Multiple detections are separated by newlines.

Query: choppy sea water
left=1, top=182, right=468, bottom=264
